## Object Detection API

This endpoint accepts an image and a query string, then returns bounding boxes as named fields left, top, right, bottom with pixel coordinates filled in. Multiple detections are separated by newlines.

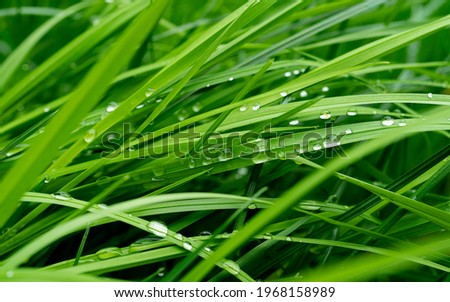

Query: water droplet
left=262, top=233, right=273, bottom=240
left=284, top=71, right=292, bottom=77
left=183, top=241, right=193, bottom=251
left=136, top=104, right=145, bottom=110
left=248, top=203, right=257, bottom=210
left=252, top=153, right=269, bottom=164
left=199, top=231, right=212, bottom=236
left=427, top=93, right=433, bottom=99
left=151, top=176, right=164, bottom=182
left=90, top=16, right=100, bottom=26
left=293, top=70, right=300, bottom=75
left=277, top=151, right=286, bottom=159
left=344, top=129, right=353, bottom=134
left=156, top=99, right=162, bottom=103
left=319, top=111, right=331, bottom=120
left=286, top=236, right=293, bottom=242
left=157, top=268, right=165, bottom=277
left=204, top=246, right=212, bottom=252
left=152, top=166, right=165, bottom=177
left=323, top=134, right=340, bottom=148
left=321, top=86, right=329, bottom=93
left=299, top=201, right=320, bottom=210
left=177, top=109, right=189, bottom=121
left=289, top=119, right=299, bottom=125
left=312, top=143, right=322, bottom=151
left=51, top=191, right=71, bottom=201
left=299, top=90, right=308, bottom=98
left=192, top=103, right=201, bottom=112
left=381, top=116, right=395, bottom=126
left=239, top=105, right=248, bottom=112
left=346, top=108, right=357, bottom=116
left=43, top=175, right=51, bottom=184
left=206, top=83, right=211, bottom=88
left=6, top=271, right=14, bottom=278
left=252, top=103, right=260, bottom=111
left=174, top=233, right=183, bottom=241
left=129, top=237, right=159, bottom=253
left=106, top=102, right=118, bottom=112
left=44, top=107, right=50, bottom=113
left=221, top=232, right=231, bottom=238
left=228, top=77, right=234, bottom=81
left=96, top=247, right=122, bottom=260
left=280, top=92, right=288, bottom=97
left=83, top=129, right=96, bottom=143
left=145, top=88, right=154, bottom=97
left=147, top=221, right=168, bottom=238
left=398, top=120, right=407, bottom=127
left=188, top=158, right=196, bottom=169
left=219, top=148, right=232, bottom=161
left=222, top=260, right=240, bottom=275
left=97, top=204, right=108, bottom=210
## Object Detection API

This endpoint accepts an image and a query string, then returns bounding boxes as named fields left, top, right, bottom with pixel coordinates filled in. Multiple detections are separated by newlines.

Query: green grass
left=0, top=0, right=449, bottom=282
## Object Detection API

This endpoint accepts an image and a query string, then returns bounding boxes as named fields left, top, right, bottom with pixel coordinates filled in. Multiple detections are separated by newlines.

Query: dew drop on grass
left=427, top=92, right=433, bottom=99
left=129, top=237, right=158, bottom=253
left=346, top=108, right=357, bottom=116
left=199, top=231, right=212, bottom=236
left=323, top=134, right=340, bottom=148
left=219, top=148, right=232, bottom=161
left=239, top=105, right=248, bottom=112
left=97, top=204, right=108, bottom=210
left=285, top=236, right=293, bottom=242
left=293, top=70, right=300, bottom=75
left=248, top=203, right=257, bottom=210
left=381, top=116, right=395, bottom=126
left=83, top=129, right=96, bottom=143
left=284, top=71, right=292, bottom=77
left=228, top=77, right=234, bottom=81
left=43, top=175, right=51, bottom=184
left=263, top=233, right=273, bottom=240
left=145, top=88, right=154, bottom=97
left=188, top=158, right=196, bottom=169
left=147, top=221, right=168, bottom=238
left=174, top=233, right=183, bottom=241
left=398, top=120, right=407, bottom=127
left=157, top=268, right=165, bottom=277
left=201, top=157, right=212, bottom=165
left=277, top=151, right=286, bottom=159
left=312, top=143, right=322, bottom=151
left=183, top=241, right=193, bottom=251
left=96, top=247, right=122, bottom=260
left=106, top=102, right=118, bottom=112
left=136, top=104, right=145, bottom=110
left=44, top=107, right=50, bottom=113
left=252, top=103, right=260, bottom=111
left=299, top=90, right=308, bottom=98
left=204, top=246, right=212, bottom=252
left=192, top=103, right=201, bottom=112
left=345, top=129, right=353, bottom=134
left=252, top=153, right=269, bottom=164
left=222, top=260, right=240, bottom=275
left=319, top=111, right=331, bottom=120
left=51, top=191, right=71, bottom=201
left=280, top=92, right=288, bottom=97
left=152, top=166, right=165, bottom=177
left=289, top=119, right=299, bottom=125
left=321, top=86, right=329, bottom=93
left=6, top=271, right=14, bottom=278
left=237, top=167, right=248, bottom=175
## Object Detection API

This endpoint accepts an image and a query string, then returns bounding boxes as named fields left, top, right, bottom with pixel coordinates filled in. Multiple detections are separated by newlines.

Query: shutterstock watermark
left=99, top=123, right=349, bottom=160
